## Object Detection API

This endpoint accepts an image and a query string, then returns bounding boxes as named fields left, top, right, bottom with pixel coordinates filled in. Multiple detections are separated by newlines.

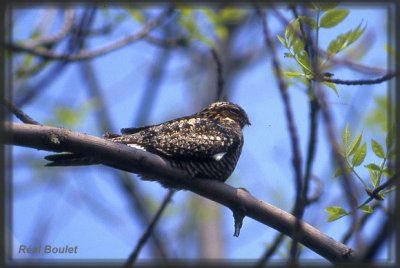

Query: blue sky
left=8, top=4, right=392, bottom=263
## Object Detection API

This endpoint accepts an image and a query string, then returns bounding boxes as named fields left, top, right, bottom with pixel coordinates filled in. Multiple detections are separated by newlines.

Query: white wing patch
left=213, top=152, right=226, bottom=161
left=128, top=144, right=147, bottom=151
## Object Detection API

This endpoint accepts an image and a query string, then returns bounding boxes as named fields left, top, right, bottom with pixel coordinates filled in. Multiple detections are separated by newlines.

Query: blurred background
left=6, top=3, right=394, bottom=264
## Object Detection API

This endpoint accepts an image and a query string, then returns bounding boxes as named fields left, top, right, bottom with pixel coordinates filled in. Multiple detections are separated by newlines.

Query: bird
left=45, top=101, right=250, bottom=184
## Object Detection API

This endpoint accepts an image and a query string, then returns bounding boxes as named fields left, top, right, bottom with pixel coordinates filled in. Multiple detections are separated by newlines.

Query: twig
left=2, top=98, right=40, bottom=125
left=256, top=4, right=303, bottom=208
left=368, top=173, right=398, bottom=200
left=125, top=190, right=175, bottom=266
left=325, top=54, right=391, bottom=76
left=322, top=72, right=396, bottom=85
left=316, top=61, right=360, bottom=246
left=210, top=48, right=225, bottom=101
left=306, top=175, right=323, bottom=204
left=8, top=7, right=174, bottom=61
left=5, top=122, right=357, bottom=263
left=80, top=58, right=169, bottom=258
left=360, top=216, right=392, bottom=261
left=255, top=233, right=285, bottom=265
left=256, top=5, right=304, bottom=263
left=145, top=35, right=187, bottom=48
left=341, top=202, right=382, bottom=244
left=24, top=9, right=74, bottom=48
left=288, top=5, right=318, bottom=262
left=15, top=7, right=95, bottom=107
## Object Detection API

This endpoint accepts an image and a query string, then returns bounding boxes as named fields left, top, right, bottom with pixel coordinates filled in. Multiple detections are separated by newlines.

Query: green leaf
left=201, top=8, right=218, bottom=24
left=327, top=34, right=347, bottom=54
left=352, top=142, right=367, bottom=167
left=284, top=52, right=294, bottom=58
left=324, top=81, right=338, bottom=96
left=371, top=139, right=385, bottom=158
left=320, top=3, right=339, bottom=11
left=215, top=25, right=228, bottom=40
left=277, top=34, right=287, bottom=48
left=306, top=2, right=338, bottom=11
left=292, top=39, right=305, bottom=55
left=333, top=166, right=351, bottom=178
left=347, top=23, right=366, bottom=44
left=364, top=163, right=381, bottom=171
left=382, top=168, right=392, bottom=177
left=284, top=71, right=304, bottom=78
left=367, top=168, right=379, bottom=188
left=128, top=10, right=144, bottom=22
left=325, top=206, right=347, bottom=222
left=55, top=107, right=81, bottom=126
left=296, top=51, right=313, bottom=75
left=285, top=19, right=300, bottom=48
left=342, top=124, right=350, bottom=147
left=320, top=9, right=349, bottom=28
left=347, top=132, right=362, bottom=156
left=360, top=204, right=373, bottom=214
left=298, top=16, right=317, bottom=29
left=220, top=8, right=246, bottom=23
left=327, top=23, right=366, bottom=55
left=386, top=127, right=394, bottom=151
left=384, top=43, right=396, bottom=58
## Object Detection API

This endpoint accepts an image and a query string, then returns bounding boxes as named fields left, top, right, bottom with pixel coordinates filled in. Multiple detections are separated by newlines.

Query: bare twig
left=256, top=5, right=304, bottom=263
left=325, top=55, right=391, bottom=76
left=360, top=216, right=392, bottom=261
left=145, top=35, right=187, bottom=48
left=316, top=65, right=360, bottom=246
left=4, top=122, right=357, bottom=263
left=341, top=202, right=382, bottom=244
left=80, top=58, right=169, bottom=258
left=288, top=5, right=318, bottom=261
left=210, top=48, right=225, bottom=101
left=256, top=233, right=285, bottom=265
left=24, top=9, right=74, bottom=48
left=15, top=7, right=95, bottom=107
left=2, top=98, right=40, bottom=125
left=125, top=190, right=175, bottom=266
left=8, top=7, right=174, bottom=61
left=322, top=72, right=397, bottom=85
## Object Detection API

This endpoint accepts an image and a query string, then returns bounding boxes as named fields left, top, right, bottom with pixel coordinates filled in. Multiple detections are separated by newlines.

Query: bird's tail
left=44, top=153, right=100, bottom=167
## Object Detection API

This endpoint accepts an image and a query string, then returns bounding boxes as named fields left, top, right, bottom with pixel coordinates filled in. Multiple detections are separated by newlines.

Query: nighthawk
left=45, top=101, right=250, bottom=183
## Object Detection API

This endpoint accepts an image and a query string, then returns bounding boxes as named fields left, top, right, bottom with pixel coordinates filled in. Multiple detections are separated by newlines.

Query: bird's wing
left=115, top=117, right=240, bottom=160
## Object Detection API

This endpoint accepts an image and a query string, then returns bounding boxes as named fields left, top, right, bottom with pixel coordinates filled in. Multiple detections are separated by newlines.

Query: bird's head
left=199, top=101, right=251, bottom=129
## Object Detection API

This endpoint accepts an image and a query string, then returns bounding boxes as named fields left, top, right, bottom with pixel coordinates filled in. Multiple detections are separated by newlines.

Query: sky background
left=7, top=3, right=393, bottom=264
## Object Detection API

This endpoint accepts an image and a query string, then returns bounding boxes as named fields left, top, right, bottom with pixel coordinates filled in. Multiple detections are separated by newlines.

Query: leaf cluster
left=325, top=125, right=395, bottom=221
left=276, top=4, right=366, bottom=96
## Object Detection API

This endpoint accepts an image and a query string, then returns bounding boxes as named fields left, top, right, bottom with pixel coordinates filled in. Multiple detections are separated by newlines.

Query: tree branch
left=7, top=7, right=174, bottom=61
left=3, top=122, right=357, bottom=263
left=23, top=9, right=75, bottom=48
left=125, top=190, right=175, bottom=266
left=210, top=48, right=225, bottom=101
left=321, top=72, right=397, bottom=85
left=1, top=98, right=40, bottom=125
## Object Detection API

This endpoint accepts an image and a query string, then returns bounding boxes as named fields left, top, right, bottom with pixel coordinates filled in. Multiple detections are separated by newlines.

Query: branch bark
left=4, top=122, right=357, bottom=263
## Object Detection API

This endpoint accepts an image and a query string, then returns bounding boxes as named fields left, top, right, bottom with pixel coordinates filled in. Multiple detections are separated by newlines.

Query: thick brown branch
left=4, top=122, right=356, bottom=263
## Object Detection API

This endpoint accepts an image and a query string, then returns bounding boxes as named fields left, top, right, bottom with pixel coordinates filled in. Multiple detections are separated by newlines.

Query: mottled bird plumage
left=45, top=101, right=250, bottom=183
